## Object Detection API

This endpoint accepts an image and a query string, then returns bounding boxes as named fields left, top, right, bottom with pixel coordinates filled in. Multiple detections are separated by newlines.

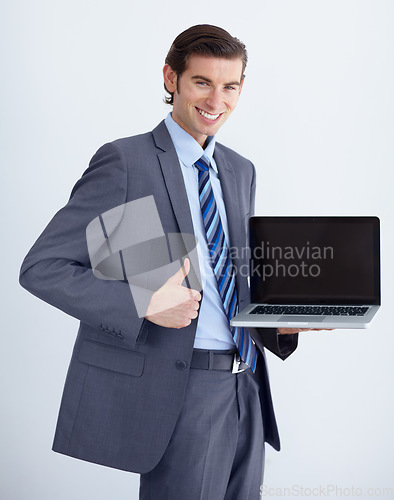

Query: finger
left=186, top=288, right=201, bottom=311
left=278, top=328, right=306, bottom=334
left=182, top=287, right=201, bottom=305
left=169, top=258, right=190, bottom=285
left=190, top=309, right=199, bottom=320
left=189, top=289, right=201, bottom=302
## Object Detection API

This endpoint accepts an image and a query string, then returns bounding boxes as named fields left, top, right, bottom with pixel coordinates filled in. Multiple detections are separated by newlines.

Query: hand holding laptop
left=278, top=328, right=334, bottom=334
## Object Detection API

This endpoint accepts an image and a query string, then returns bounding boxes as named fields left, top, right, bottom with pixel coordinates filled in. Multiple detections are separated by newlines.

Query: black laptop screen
left=249, top=217, right=380, bottom=305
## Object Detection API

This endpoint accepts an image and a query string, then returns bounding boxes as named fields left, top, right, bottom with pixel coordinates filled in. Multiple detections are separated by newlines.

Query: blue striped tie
left=195, top=155, right=257, bottom=372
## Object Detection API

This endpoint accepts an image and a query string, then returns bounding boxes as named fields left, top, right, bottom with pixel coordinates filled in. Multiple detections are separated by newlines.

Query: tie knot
left=195, top=156, right=210, bottom=172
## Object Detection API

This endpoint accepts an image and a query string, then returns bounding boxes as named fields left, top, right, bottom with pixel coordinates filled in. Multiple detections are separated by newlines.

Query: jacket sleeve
left=248, top=163, right=299, bottom=360
left=19, top=142, right=145, bottom=347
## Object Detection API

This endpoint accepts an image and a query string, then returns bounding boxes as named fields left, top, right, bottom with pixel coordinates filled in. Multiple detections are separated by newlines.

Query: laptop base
left=231, top=304, right=380, bottom=329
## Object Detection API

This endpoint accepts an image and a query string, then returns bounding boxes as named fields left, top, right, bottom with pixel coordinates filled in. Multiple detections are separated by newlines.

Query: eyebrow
left=191, top=75, right=241, bottom=86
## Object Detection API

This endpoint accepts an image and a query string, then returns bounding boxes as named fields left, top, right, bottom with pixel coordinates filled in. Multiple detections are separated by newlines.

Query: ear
left=163, top=64, right=177, bottom=93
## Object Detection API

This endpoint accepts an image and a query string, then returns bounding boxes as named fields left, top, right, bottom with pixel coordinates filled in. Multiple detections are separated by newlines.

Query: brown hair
left=164, top=24, right=248, bottom=105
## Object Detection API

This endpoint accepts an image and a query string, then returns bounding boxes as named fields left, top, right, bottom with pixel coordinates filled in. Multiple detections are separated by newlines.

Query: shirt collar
left=165, top=113, right=217, bottom=171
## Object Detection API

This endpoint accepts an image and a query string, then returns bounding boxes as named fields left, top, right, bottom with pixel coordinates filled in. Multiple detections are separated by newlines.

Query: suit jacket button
left=175, top=360, right=188, bottom=370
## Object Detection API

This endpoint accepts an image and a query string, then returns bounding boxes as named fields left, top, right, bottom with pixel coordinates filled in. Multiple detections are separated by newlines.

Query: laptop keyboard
left=250, top=305, right=369, bottom=316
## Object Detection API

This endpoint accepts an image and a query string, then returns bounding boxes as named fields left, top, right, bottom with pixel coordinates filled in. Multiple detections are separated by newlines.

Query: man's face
left=163, top=55, right=244, bottom=147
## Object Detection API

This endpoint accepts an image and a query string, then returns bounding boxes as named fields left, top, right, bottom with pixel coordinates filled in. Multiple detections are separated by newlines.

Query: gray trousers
left=140, top=351, right=265, bottom=500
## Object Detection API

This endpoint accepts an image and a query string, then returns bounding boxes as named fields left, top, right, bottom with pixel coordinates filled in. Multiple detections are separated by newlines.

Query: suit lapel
left=214, top=146, right=248, bottom=297
left=214, top=147, right=246, bottom=260
left=152, top=122, right=194, bottom=237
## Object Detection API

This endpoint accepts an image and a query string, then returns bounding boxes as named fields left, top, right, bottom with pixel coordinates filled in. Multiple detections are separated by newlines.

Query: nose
left=205, top=89, right=222, bottom=111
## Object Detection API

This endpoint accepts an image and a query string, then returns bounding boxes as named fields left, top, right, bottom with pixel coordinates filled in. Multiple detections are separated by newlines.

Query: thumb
left=169, top=258, right=190, bottom=285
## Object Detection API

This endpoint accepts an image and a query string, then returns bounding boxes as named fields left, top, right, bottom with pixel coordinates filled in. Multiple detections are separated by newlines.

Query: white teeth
left=198, top=109, right=220, bottom=120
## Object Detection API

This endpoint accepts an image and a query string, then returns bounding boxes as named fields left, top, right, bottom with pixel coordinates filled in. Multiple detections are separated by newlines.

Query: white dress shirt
left=165, top=113, right=235, bottom=350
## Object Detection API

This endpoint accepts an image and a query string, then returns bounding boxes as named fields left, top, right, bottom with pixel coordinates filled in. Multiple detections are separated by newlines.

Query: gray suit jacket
left=20, top=120, right=298, bottom=473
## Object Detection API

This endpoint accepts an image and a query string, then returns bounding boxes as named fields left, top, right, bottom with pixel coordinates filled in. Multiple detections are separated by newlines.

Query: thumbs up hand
left=144, top=258, right=202, bottom=329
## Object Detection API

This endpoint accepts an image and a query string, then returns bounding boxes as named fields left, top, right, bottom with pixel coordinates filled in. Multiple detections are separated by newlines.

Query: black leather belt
left=190, top=350, right=249, bottom=373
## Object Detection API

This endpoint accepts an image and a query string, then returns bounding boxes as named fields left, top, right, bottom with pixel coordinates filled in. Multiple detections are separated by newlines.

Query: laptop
left=230, top=216, right=380, bottom=329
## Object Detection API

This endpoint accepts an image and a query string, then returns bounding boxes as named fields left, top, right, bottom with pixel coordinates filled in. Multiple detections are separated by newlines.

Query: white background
left=1, top=1, right=393, bottom=499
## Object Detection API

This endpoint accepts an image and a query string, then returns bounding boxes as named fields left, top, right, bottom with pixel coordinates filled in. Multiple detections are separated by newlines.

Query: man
left=20, top=25, right=300, bottom=500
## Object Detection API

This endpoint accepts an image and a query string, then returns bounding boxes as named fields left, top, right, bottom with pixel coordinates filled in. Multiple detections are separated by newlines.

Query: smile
left=197, top=108, right=222, bottom=121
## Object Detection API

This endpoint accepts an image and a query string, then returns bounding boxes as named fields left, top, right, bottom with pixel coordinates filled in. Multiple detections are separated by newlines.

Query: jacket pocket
left=78, top=339, right=144, bottom=377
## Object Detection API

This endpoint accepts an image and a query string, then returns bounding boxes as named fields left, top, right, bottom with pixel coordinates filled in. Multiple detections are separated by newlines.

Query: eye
left=196, top=81, right=209, bottom=87
left=224, top=86, right=237, bottom=91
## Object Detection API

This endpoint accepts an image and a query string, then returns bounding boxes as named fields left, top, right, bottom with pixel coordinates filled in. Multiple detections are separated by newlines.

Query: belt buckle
left=232, top=353, right=246, bottom=374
